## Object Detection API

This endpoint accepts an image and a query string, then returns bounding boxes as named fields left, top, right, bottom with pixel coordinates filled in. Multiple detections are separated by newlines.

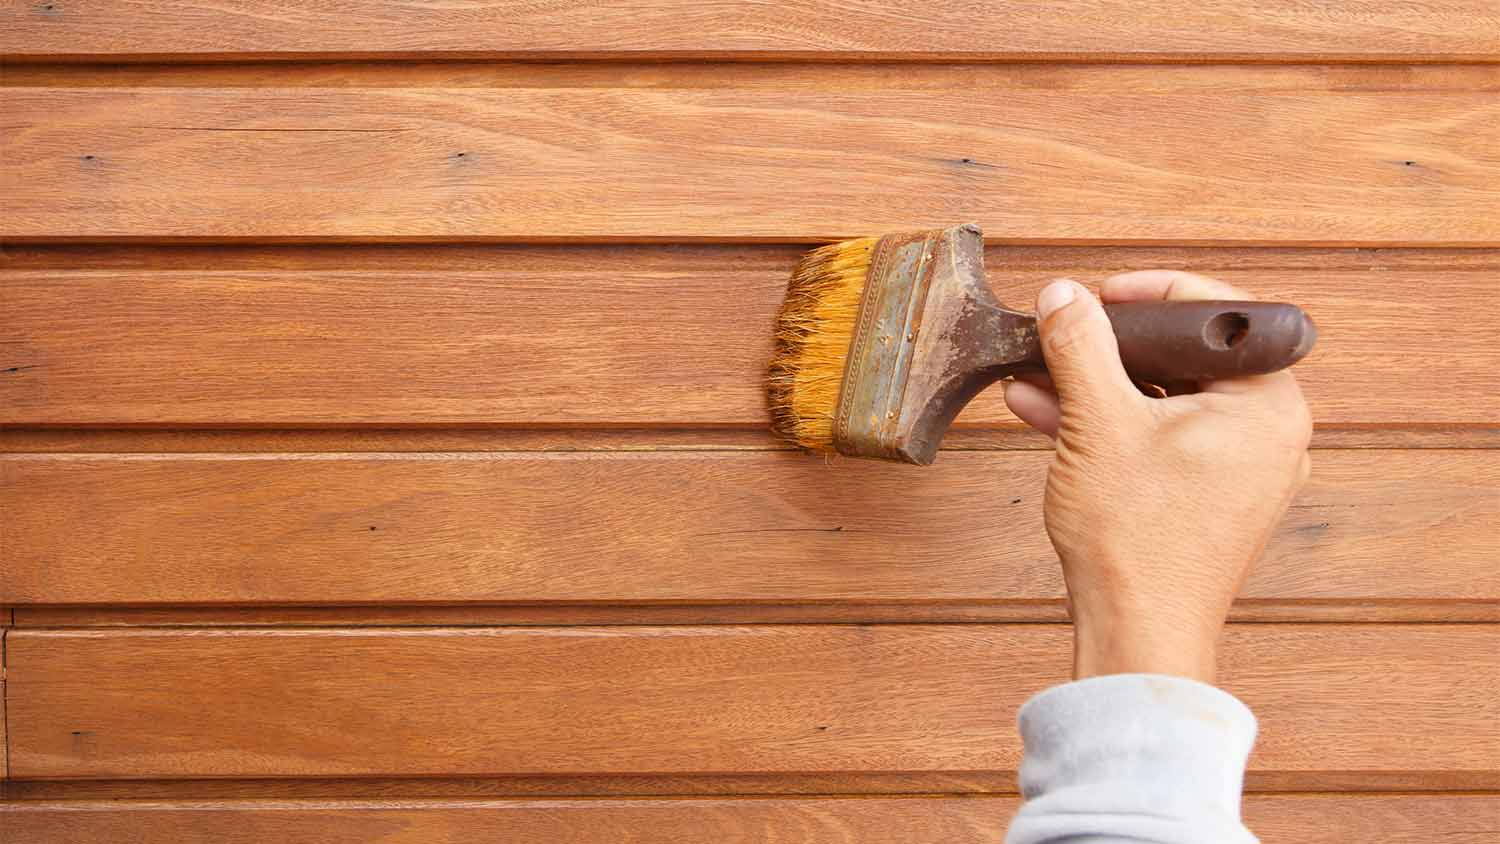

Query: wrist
left=1072, top=614, right=1220, bottom=683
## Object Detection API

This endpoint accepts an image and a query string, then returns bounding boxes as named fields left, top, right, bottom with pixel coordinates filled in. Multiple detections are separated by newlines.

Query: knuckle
left=1159, top=400, right=1307, bottom=475
left=1236, top=390, right=1312, bottom=451
left=1271, top=399, right=1314, bottom=449
left=1042, top=307, right=1109, bottom=358
left=1161, top=413, right=1230, bottom=464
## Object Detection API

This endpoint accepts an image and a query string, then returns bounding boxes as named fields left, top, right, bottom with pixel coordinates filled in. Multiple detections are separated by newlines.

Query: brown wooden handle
left=1102, top=300, right=1317, bottom=382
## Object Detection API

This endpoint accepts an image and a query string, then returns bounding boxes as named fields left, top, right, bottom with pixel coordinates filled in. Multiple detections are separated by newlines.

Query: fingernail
left=1037, top=280, right=1077, bottom=319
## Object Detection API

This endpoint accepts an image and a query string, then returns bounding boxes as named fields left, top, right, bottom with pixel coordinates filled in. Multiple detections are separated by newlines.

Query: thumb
left=1035, top=280, right=1139, bottom=411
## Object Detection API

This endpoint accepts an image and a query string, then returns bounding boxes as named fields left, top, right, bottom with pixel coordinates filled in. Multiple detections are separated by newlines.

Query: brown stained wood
left=1221, top=627, right=1500, bottom=790
left=2, top=1, right=1498, bottom=61
left=2, top=770, right=1494, bottom=799
left=5, top=625, right=1498, bottom=782
left=0, top=451, right=1056, bottom=605
left=6, top=427, right=1500, bottom=455
left=4, top=795, right=1499, bottom=844
left=8, top=243, right=1500, bottom=273
left=18, top=600, right=1500, bottom=629
left=4, top=265, right=1499, bottom=427
left=7, top=625, right=1050, bottom=779
left=2, top=621, right=9, bottom=781
left=4, top=87, right=1499, bottom=243
left=2, top=451, right=1496, bottom=607
left=0, top=798, right=1017, bottom=843
left=11, top=604, right=1072, bottom=628
left=3, top=774, right=1022, bottom=800
left=5, top=63, right=1500, bottom=92
left=0, top=428, right=799, bottom=455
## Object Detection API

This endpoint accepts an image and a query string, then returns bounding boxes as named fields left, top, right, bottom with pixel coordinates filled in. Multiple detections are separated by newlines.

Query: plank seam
left=11, top=621, right=1500, bottom=631
left=2, top=622, right=10, bottom=784
left=4, top=781, right=1499, bottom=798
left=11, top=604, right=1500, bottom=628
left=4, top=790, right=1498, bottom=802
left=9, top=236, right=1500, bottom=248
left=4, top=52, right=1500, bottom=65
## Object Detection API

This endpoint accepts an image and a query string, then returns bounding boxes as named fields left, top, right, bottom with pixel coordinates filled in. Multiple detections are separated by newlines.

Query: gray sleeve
left=1005, top=674, right=1259, bottom=844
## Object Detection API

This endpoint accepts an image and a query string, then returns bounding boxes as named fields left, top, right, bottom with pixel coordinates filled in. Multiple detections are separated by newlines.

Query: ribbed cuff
left=1008, top=674, right=1258, bottom=844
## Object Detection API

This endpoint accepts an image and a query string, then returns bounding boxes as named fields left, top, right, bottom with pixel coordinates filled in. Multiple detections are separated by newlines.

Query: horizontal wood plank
left=4, top=258, right=1498, bottom=427
left=18, top=598, right=1500, bottom=628
left=4, top=795, right=1499, bottom=844
left=7, top=426, right=1500, bottom=454
left=10, top=243, right=1500, bottom=273
left=5, top=63, right=1500, bottom=92
left=6, top=625, right=1498, bottom=783
left=2, top=451, right=1496, bottom=607
left=4, top=86, right=1498, bottom=242
left=2, top=1, right=1498, bottom=61
left=4, top=769, right=1491, bottom=799
left=1, top=774, right=1025, bottom=800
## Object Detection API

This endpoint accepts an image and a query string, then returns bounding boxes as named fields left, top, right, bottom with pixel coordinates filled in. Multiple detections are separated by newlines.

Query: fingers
left=1034, top=279, right=1141, bottom=413
left=1101, top=270, right=1252, bottom=304
left=1101, top=270, right=1305, bottom=402
left=1003, top=378, right=1061, bottom=438
left=1200, top=368, right=1306, bottom=416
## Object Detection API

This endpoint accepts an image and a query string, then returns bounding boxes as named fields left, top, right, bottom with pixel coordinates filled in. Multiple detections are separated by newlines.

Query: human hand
left=1003, top=272, right=1312, bottom=683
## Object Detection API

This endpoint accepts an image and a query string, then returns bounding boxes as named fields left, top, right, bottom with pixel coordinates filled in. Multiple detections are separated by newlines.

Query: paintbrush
left=768, top=223, right=1316, bottom=464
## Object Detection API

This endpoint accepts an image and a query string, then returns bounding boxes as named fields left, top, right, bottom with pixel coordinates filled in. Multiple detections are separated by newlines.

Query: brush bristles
left=768, top=236, right=877, bottom=452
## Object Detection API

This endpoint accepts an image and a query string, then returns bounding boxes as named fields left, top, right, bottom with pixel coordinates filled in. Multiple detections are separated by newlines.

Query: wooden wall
left=2, top=2, right=1498, bottom=840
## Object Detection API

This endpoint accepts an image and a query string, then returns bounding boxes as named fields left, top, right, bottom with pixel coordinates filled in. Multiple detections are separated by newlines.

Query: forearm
left=1005, top=674, right=1259, bottom=844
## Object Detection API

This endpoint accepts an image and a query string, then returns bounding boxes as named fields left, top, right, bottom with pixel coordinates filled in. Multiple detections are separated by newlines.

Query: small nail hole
left=1204, top=312, right=1250, bottom=350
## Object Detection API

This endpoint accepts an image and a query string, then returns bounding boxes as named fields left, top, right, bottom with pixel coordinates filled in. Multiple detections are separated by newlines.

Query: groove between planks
left=2, top=619, right=9, bottom=782
left=8, top=776, right=1500, bottom=799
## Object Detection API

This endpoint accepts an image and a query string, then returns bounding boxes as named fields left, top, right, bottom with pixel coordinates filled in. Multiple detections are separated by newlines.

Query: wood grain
left=9, top=243, right=1500, bottom=273
left=2, top=773, right=1024, bottom=800
left=5, top=62, right=1500, bottom=92
left=6, top=625, right=1498, bottom=783
left=3, top=769, right=1491, bottom=799
left=19, top=599, right=1500, bottom=628
left=2, top=451, right=1496, bottom=607
left=4, top=262, right=1498, bottom=427
left=2, top=620, right=9, bottom=781
left=5, top=794, right=1499, bottom=844
left=7, top=426, right=1500, bottom=455
left=4, top=87, right=1498, bottom=243
left=2, top=1, right=1497, bottom=61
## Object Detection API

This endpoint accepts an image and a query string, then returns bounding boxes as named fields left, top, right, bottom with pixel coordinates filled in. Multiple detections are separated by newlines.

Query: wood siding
left=2, top=2, right=1496, bottom=840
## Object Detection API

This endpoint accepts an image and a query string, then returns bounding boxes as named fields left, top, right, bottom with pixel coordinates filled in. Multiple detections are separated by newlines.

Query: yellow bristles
left=767, top=236, right=877, bottom=452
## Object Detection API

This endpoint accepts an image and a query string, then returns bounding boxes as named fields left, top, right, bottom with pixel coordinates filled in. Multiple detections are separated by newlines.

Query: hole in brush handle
left=1203, top=311, right=1252, bottom=350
